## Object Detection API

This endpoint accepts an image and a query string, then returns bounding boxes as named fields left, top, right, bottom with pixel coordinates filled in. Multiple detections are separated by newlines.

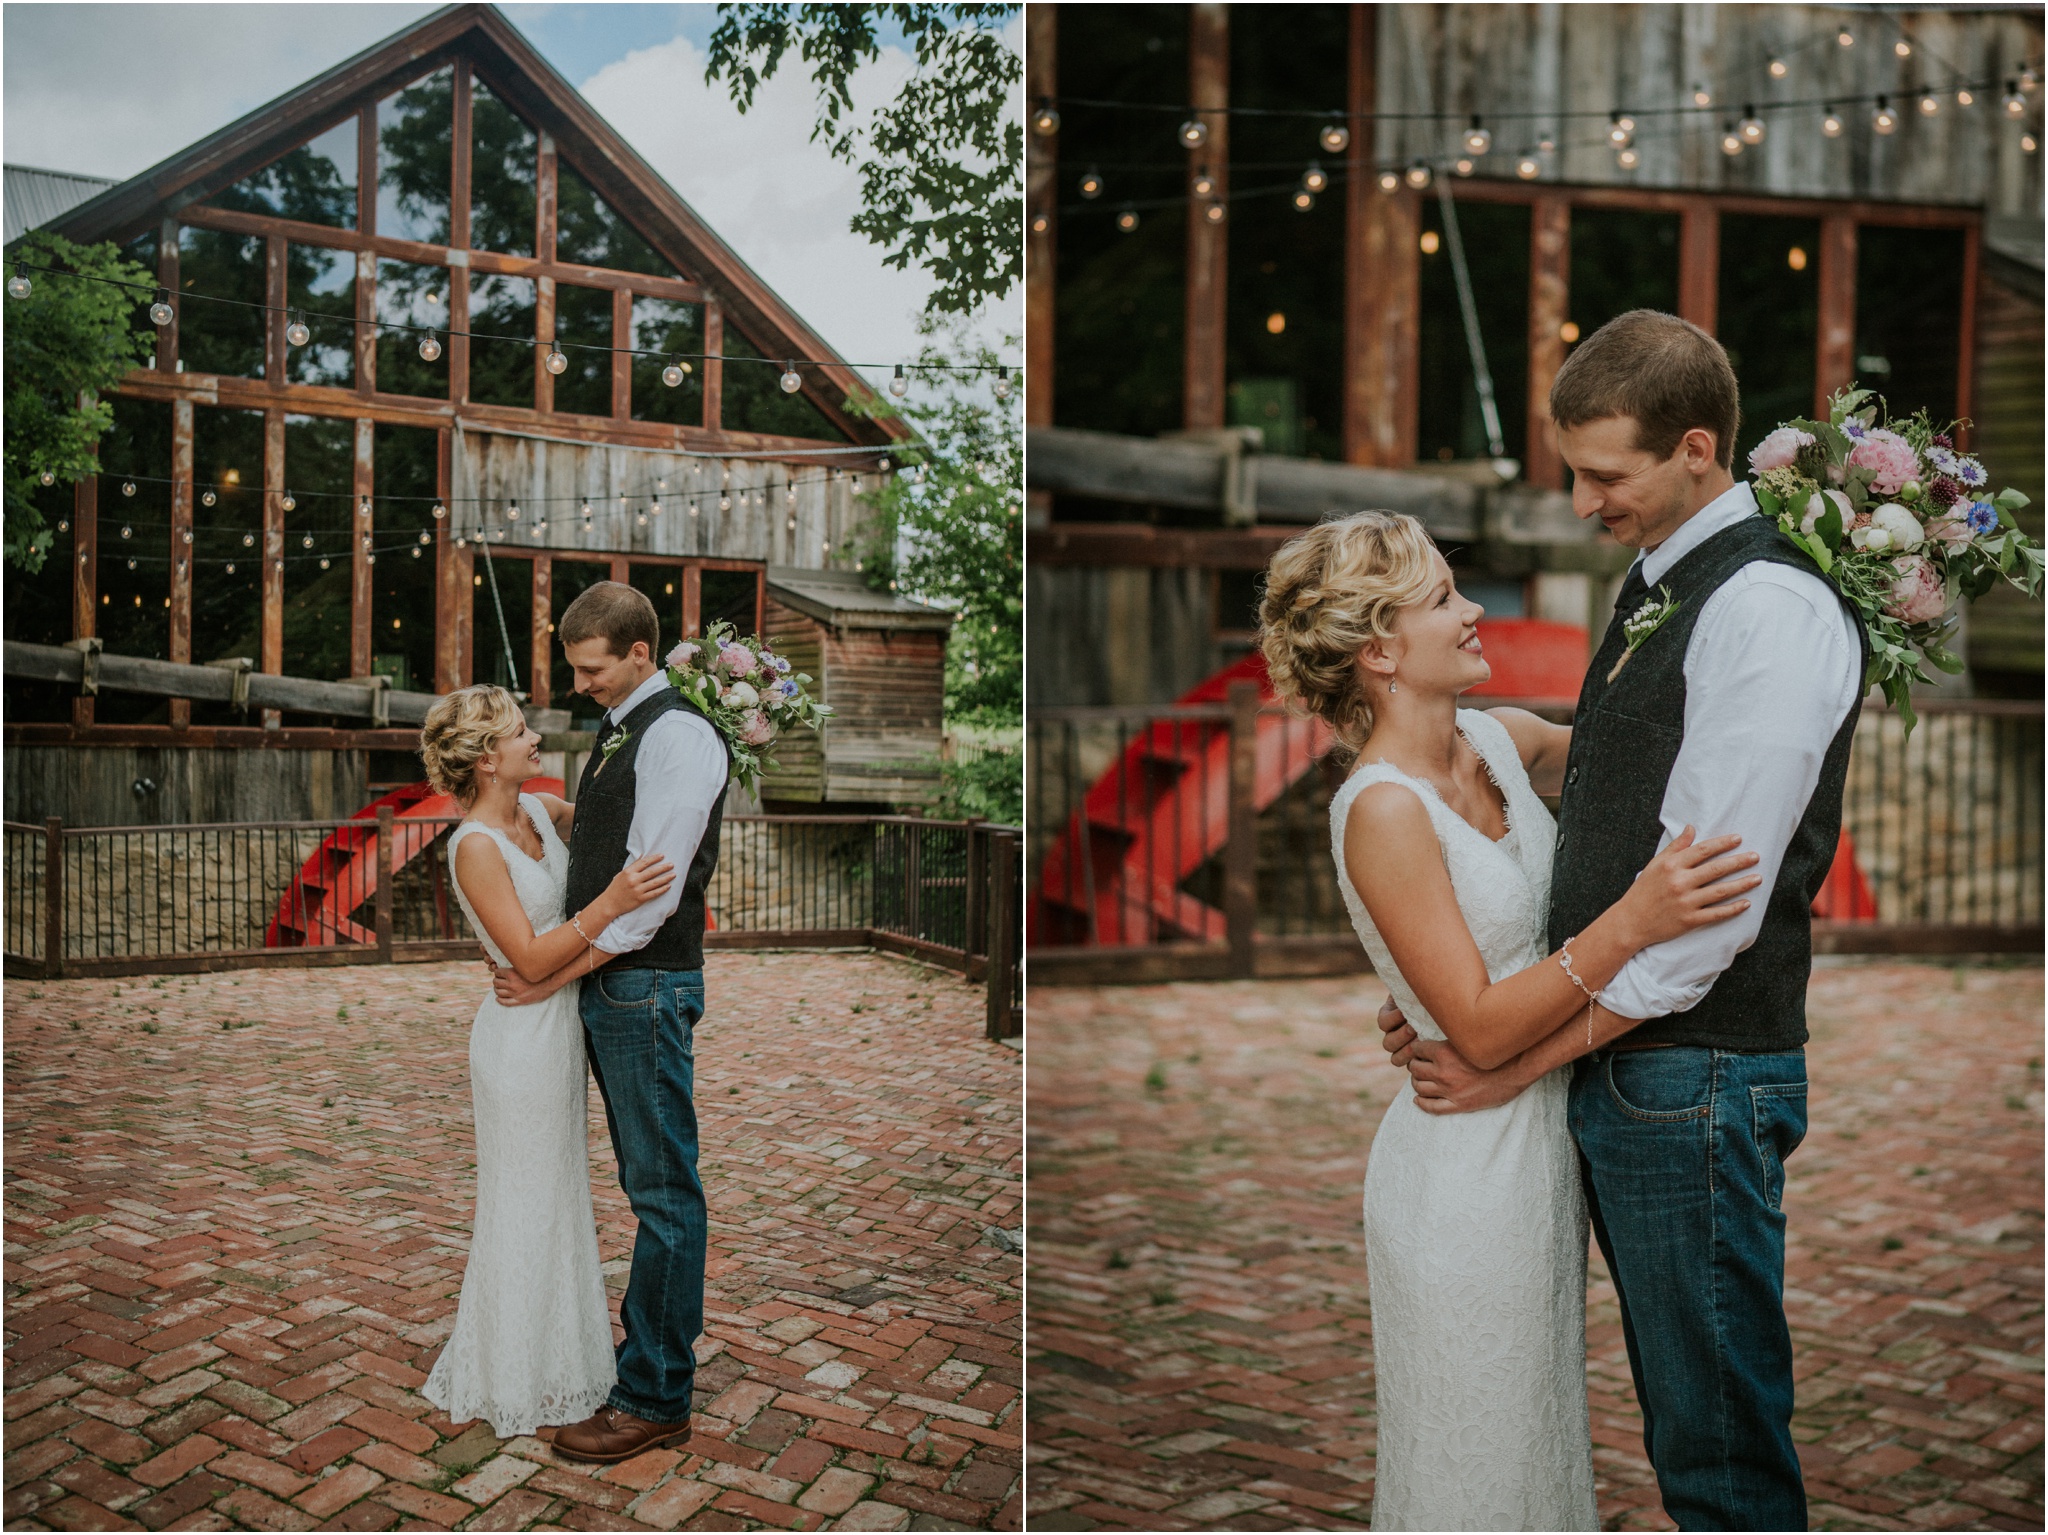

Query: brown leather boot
left=551, top=1404, right=692, bottom=1463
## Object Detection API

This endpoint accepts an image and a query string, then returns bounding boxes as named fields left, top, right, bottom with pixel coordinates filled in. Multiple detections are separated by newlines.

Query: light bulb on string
left=1031, top=213, right=1048, bottom=235
left=202, top=490, right=216, bottom=507
left=1607, top=111, right=1634, bottom=148
left=411, top=546, right=422, bottom=558
left=286, top=313, right=309, bottom=347
left=779, top=363, right=802, bottom=393
left=719, top=494, right=731, bottom=512
left=1405, top=160, right=1432, bottom=189
left=994, top=367, right=1014, bottom=400
left=1116, top=206, right=1140, bottom=232
left=1957, top=89, right=1975, bottom=107
left=7, top=267, right=30, bottom=300
left=225, top=561, right=235, bottom=573
left=122, top=480, right=136, bottom=497
left=150, top=289, right=174, bottom=326
left=664, top=360, right=689, bottom=386
left=281, top=492, right=295, bottom=511
left=242, top=532, right=254, bottom=547
left=1874, top=96, right=1899, bottom=134
left=1693, top=84, right=1712, bottom=107
left=418, top=334, right=441, bottom=361
left=636, top=511, right=647, bottom=525
left=419, top=531, right=432, bottom=544
left=1031, top=101, right=1060, bottom=137
left=889, top=364, right=909, bottom=398
left=1516, top=153, right=1542, bottom=180
left=1078, top=166, right=1104, bottom=199
left=320, top=556, right=331, bottom=569
left=2024, top=64, right=2042, bottom=91
left=1739, top=106, right=1766, bottom=144
left=1462, top=116, right=1492, bottom=154
left=2005, top=82, right=2027, bottom=117
left=1721, top=123, right=1745, bottom=156
left=1617, top=146, right=1641, bottom=170
left=1302, top=162, right=1329, bottom=193
left=182, top=530, right=192, bottom=544
left=432, top=502, right=447, bottom=519
left=1294, top=187, right=1317, bottom=210
left=38, top=470, right=54, bottom=486
left=545, top=348, right=567, bottom=375
left=1919, top=93, right=1940, bottom=116
left=1377, top=169, right=1400, bottom=192
left=58, top=519, right=69, bottom=532
left=507, top=501, right=519, bottom=520
left=650, top=500, right=661, bottom=516
left=1452, top=158, right=1474, bottom=178
left=1537, top=133, right=1556, bottom=153
left=367, top=553, right=376, bottom=565
left=1838, top=28, right=1853, bottom=46
left=1895, top=39, right=1912, bottom=59
left=2025, top=132, right=2040, bottom=153
left=1822, top=105, right=1844, bottom=137
left=1319, top=122, right=1350, bottom=153
left=1203, top=201, right=1225, bottom=224
left=1178, top=118, right=1209, bottom=149
left=1769, top=57, right=1788, bottom=79
left=127, top=558, right=136, bottom=571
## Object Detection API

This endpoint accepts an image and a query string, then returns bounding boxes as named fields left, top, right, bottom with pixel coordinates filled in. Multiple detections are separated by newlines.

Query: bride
left=416, top=685, right=675, bottom=1437
left=1258, top=513, right=1761, bottom=1531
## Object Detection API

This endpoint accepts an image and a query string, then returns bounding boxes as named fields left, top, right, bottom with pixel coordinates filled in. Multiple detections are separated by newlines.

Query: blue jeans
left=1569, top=1046, right=1809, bottom=1532
left=580, top=966, right=707, bottom=1423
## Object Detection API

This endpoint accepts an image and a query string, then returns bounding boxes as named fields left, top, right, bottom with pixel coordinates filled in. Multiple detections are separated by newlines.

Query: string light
left=1537, top=133, right=1557, bottom=153
left=1203, top=201, right=1225, bottom=224
left=1452, top=157, right=1474, bottom=177
left=1919, top=92, right=1941, bottom=117
left=122, top=480, right=136, bottom=496
left=890, top=364, right=909, bottom=398
left=1692, top=84, right=1712, bottom=108
left=1607, top=111, right=1634, bottom=148
left=1874, top=95, right=1899, bottom=134
left=1838, top=28, right=1854, bottom=47
left=1616, top=146, right=1641, bottom=170
left=38, top=470, right=54, bottom=486
left=1405, top=160, right=1432, bottom=189
left=779, top=364, right=802, bottom=393
left=1769, top=57, right=1788, bottom=79
left=8, top=267, right=31, bottom=300
left=149, top=289, right=174, bottom=326
left=1293, top=187, right=1317, bottom=210
left=1031, top=101, right=1060, bottom=136
left=1740, top=106, right=1766, bottom=144
left=1078, top=166, right=1104, bottom=199
left=418, top=334, right=441, bottom=361
left=994, top=367, right=1013, bottom=400
left=433, top=502, right=447, bottom=519
left=241, top=532, right=254, bottom=547
left=2025, top=132, right=2040, bottom=153
left=1319, top=122, right=1350, bottom=153
left=286, top=313, right=309, bottom=347
left=1894, top=39, right=1912, bottom=59
left=1378, top=170, right=1400, bottom=192
left=1516, top=153, right=1542, bottom=179
left=662, top=359, right=688, bottom=386
left=1721, top=123, right=1745, bottom=156
left=1462, top=115, right=1492, bottom=154
left=1822, top=106, right=1844, bottom=137
left=1302, top=162, right=1329, bottom=193
left=202, top=490, right=216, bottom=507
left=2005, top=82, right=2027, bottom=117
left=1178, top=118, right=1209, bottom=149
left=1957, top=89, right=1975, bottom=107
left=545, top=348, right=567, bottom=374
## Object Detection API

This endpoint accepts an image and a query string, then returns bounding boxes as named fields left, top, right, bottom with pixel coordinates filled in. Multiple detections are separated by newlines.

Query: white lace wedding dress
left=1331, top=709, right=1596, bottom=1531
left=425, top=795, right=616, bottom=1437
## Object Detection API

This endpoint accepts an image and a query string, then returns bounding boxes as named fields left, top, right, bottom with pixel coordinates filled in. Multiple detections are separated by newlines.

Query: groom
left=496, top=580, right=730, bottom=1462
left=1381, top=310, right=1866, bottom=1530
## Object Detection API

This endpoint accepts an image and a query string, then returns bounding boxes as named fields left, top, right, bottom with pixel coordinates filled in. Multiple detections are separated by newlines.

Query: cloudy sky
left=2, top=3, right=1019, bottom=383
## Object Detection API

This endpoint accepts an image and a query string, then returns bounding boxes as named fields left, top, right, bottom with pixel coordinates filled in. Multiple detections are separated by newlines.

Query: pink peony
left=1923, top=509, right=1973, bottom=548
left=1881, top=554, right=1947, bottom=624
left=1748, top=427, right=1814, bottom=473
left=1847, top=429, right=1921, bottom=495
left=738, top=709, right=775, bottom=746
left=665, top=641, right=700, bottom=669
left=718, top=642, right=756, bottom=677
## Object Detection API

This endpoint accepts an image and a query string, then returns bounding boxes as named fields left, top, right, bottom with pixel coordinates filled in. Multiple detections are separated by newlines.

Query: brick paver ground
left=1026, top=960, right=2042, bottom=1531
left=5, top=951, right=1021, bottom=1532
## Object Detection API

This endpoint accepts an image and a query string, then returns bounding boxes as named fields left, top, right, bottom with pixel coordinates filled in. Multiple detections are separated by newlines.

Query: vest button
left=1567, top=765, right=1580, bottom=785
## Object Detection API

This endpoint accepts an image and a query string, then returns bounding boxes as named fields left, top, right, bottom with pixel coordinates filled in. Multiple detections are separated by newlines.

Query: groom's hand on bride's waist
left=1377, top=995, right=1420, bottom=1066
left=1408, top=1038, right=1528, bottom=1115
left=485, top=958, right=552, bottom=1008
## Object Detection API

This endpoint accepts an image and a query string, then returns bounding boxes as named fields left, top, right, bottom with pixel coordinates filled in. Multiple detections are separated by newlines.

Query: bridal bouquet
left=1747, top=389, right=2044, bottom=733
left=660, top=621, right=831, bottom=793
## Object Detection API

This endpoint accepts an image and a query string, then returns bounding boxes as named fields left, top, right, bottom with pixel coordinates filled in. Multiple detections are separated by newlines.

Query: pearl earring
left=1388, top=676, right=1398, bottom=694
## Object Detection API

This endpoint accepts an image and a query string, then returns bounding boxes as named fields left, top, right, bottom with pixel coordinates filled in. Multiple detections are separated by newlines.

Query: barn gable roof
left=768, top=566, right=954, bottom=632
left=25, top=2, right=899, bottom=446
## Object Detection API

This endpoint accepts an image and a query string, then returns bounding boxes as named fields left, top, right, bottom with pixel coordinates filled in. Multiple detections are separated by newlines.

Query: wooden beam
left=1678, top=203, right=1719, bottom=335
left=1955, top=220, right=1980, bottom=447
left=357, top=104, right=377, bottom=238
left=265, top=235, right=286, bottom=385
left=352, top=417, right=375, bottom=680
left=449, top=266, right=471, bottom=406
left=169, top=401, right=194, bottom=729
left=455, top=537, right=476, bottom=686
left=355, top=247, right=377, bottom=395
left=530, top=553, right=553, bottom=707
left=702, top=301, right=723, bottom=431
left=262, top=411, right=285, bottom=711
left=612, top=286, right=632, bottom=420
left=1526, top=195, right=1571, bottom=491
left=6, top=722, right=429, bottom=751
left=452, top=58, right=472, bottom=251
left=1025, top=2, right=1056, bottom=428
left=535, top=275, right=555, bottom=413
left=1183, top=3, right=1229, bottom=431
left=1342, top=4, right=1396, bottom=465
left=1384, top=177, right=1982, bottom=229
left=537, top=130, right=557, bottom=264
left=1030, top=522, right=1321, bottom=569
left=72, top=464, right=97, bottom=729
left=156, top=218, right=178, bottom=375
left=434, top=427, right=459, bottom=693
left=682, top=564, right=702, bottom=638
left=1815, top=214, right=1857, bottom=414
left=609, top=555, right=629, bottom=584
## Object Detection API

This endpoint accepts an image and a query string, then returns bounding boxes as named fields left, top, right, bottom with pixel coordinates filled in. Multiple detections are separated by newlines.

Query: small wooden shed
left=760, top=567, right=952, bottom=808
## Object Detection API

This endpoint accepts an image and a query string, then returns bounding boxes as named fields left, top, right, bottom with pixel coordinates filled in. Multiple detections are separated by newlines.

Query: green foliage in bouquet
left=1746, top=388, right=2044, bottom=735
left=661, top=620, right=832, bottom=795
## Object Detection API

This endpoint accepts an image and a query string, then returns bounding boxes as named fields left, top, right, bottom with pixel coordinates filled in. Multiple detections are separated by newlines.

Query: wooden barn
left=3, top=2, right=953, bottom=825
left=1026, top=2, right=2043, bottom=705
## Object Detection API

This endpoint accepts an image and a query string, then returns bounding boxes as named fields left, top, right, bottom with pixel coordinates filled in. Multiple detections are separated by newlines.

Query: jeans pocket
left=1750, top=1083, right=1808, bottom=1211
left=1604, top=1049, right=1713, bottom=1121
left=595, top=968, right=659, bottom=1010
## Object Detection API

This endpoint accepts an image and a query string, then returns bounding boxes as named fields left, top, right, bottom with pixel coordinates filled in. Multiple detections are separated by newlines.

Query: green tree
left=849, top=319, right=1021, bottom=730
left=3, top=233, right=158, bottom=572
left=704, top=3, right=1021, bottom=317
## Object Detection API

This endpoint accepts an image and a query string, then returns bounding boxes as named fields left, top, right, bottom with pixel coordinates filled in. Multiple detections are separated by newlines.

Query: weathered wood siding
left=1026, top=565, right=1223, bottom=709
left=822, top=626, right=947, bottom=803
left=451, top=429, right=867, bottom=569
left=759, top=597, right=826, bottom=802
left=1966, top=259, right=2044, bottom=675
left=1377, top=5, right=2041, bottom=217
left=4, top=747, right=368, bottom=827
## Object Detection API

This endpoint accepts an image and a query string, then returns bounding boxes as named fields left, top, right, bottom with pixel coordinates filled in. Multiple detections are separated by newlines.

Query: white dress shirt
left=588, top=669, right=729, bottom=957
left=1598, top=481, right=1865, bottom=1022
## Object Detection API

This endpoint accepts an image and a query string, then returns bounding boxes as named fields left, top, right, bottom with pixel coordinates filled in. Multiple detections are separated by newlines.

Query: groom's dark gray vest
left=566, top=686, right=729, bottom=971
left=1548, top=515, right=1868, bottom=1051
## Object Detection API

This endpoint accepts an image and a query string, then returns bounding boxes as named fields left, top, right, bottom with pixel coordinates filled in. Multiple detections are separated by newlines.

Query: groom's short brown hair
left=1550, top=309, right=1740, bottom=470
left=559, top=581, right=659, bottom=658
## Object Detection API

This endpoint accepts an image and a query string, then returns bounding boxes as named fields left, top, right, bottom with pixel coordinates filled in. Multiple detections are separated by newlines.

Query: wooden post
left=703, top=301, right=723, bottom=431
left=1184, top=4, right=1229, bottom=431
left=1225, top=679, right=1259, bottom=975
left=358, top=104, right=377, bottom=238
left=434, top=427, right=460, bottom=692
left=1526, top=195, right=1571, bottom=491
left=355, top=247, right=377, bottom=395
left=612, top=287, right=633, bottom=420
left=375, top=805, right=394, bottom=961
left=530, top=553, right=553, bottom=707
left=430, top=846, right=454, bottom=940
left=266, top=235, right=286, bottom=384
left=72, top=467, right=95, bottom=728
left=1954, top=220, right=1979, bottom=446
left=169, top=400, right=194, bottom=727
left=1815, top=214, right=1857, bottom=415
left=1025, top=3, right=1057, bottom=428
left=1678, top=202, right=1719, bottom=336
left=450, top=267, right=471, bottom=406
left=985, top=829, right=1018, bottom=1040
left=262, top=409, right=285, bottom=725
left=1342, top=4, right=1383, bottom=464
left=682, top=564, right=702, bottom=637
left=535, top=275, right=555, bottom=414
left=965, top=821, right=989, bottom=960
left=43, top=817, right=63, bottom=980
left=537, top=131, right=557, bottom=264
left=451, top=62, right=473, bottom=406
left=156, top=217, right=178, bottom=375
left=455, top=537, right=476, bottom=686
left=352, top=417, right=375, bottom=680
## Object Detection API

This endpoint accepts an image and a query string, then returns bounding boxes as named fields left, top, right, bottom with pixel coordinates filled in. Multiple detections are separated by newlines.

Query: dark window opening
left=377, top=68, right=454, bottom=244
left=468, top=272, right=536, bottom=409
left=177, top=226, right=266, bottom=379
left=721, top=332, right=849, bottom=441
left=286, top=244, right=356, bottom=388
left=279, top=414, right=354, bottom=682
left=375, top=259, right=450, bottom=399
left=557, top=162, right=680, bottom=277
left=1567, top=208, right=1680, bottom=345
left=470, top=79, right=537, bottom=255
left=1419, top=198, right=1530, bottom=466
left=208, top=117, right=358, bottom=228
left=1718, top=214, right=1820, bottom=468
left=551, top=283, right=614, bottom=417
left=1856, top=224, right=1964, bottom=426
left=701, top=567, right=761, bottom=635
left=472, top=548, right=533, bottom=694
left=631, top=296, right=703, bottom=426
left=374, top=424, right=441, bottom=694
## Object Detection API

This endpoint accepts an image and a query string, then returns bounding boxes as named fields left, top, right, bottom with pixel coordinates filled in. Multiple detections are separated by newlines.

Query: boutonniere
left=593, top=728, right=634, bottom=777
left=1608, top=585, right=1682, bottom=682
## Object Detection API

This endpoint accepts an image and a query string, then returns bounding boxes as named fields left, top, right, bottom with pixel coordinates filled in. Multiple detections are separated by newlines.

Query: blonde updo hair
left=1259, top=511, right=1439, bottom=753
left=419, top=685, right=526, bottom=804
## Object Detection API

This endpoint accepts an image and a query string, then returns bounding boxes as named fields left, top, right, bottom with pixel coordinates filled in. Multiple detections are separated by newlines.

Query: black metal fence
left=1028, top=693, right=2045, bottom=982
left=3, top=812, right=1022, bottom=1036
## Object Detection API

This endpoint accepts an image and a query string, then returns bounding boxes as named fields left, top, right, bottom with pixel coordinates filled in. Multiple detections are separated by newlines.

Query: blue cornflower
left=1967, top=501, right=1999, bottom=536
left=1955, top=457, right=1988, bottom=487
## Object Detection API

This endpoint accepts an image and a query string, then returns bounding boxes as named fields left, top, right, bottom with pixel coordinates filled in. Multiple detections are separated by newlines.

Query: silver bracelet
left=571, top=915, right=593, bottom=945
left=1558, top=937, right=1600, bottom=1047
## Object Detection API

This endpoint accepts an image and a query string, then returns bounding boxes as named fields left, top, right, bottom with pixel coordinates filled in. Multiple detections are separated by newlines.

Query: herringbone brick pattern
left=1026, top=961, right=2041, bottom=1531
left=5, top=952, right=1020, bottom=1531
